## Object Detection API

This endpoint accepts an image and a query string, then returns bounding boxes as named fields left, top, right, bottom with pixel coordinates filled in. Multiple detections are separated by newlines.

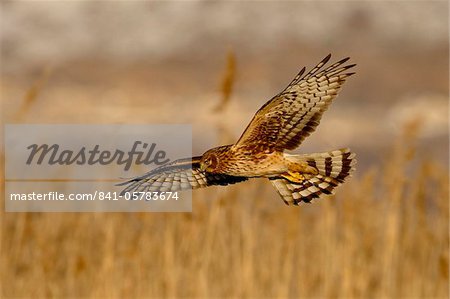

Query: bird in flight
left=118, top=54, right=356, bottom=205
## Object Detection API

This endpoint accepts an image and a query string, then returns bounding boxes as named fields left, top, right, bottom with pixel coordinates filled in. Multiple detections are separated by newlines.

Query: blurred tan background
left=1, top=1, right=449, bottom=298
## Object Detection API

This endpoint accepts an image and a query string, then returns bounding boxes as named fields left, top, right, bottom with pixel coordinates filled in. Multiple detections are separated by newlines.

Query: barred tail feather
left=271, top=148, right=356, bottom=205
left=305, top=148, right=356, bottom=182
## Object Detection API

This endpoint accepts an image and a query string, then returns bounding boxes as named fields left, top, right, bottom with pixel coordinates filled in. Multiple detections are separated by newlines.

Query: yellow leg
left=281, top=172, right=305, bottom=183
left=288, top=163, right=318, bottom=175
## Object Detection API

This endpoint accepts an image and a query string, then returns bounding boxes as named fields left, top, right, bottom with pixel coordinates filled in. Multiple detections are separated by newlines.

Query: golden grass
left=13, top=66, right=53, bottom=122
left=1, top=56, right=448, bottom=298
left=214, top=50, right=236, bottom=113
left=1, top=121, right=448, bottom=298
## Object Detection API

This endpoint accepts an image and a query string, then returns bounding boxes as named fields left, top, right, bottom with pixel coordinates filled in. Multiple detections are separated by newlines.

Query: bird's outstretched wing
left=233, top=54, right=356, bottom=152
left=117, top=156, right=248, bottom=195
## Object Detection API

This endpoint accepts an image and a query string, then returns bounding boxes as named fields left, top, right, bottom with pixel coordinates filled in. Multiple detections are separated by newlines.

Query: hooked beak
left=199, top=163, right=207, bottom=172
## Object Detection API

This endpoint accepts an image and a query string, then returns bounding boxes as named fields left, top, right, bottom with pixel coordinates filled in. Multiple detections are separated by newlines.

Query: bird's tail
left=270, top=148, right=356, bottom=205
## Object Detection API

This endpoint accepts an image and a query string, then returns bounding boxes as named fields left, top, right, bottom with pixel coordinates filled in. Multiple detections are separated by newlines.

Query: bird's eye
left=201, top=155, right=217, bottom=170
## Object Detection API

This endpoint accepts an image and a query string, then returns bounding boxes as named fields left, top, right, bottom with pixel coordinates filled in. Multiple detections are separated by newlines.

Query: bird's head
left=200, top=150, right=219, bottom=172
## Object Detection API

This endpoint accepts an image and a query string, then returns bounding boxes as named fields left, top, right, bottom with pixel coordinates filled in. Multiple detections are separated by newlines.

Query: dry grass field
left=1, top=55, right=449, bottom=298
left=1, top=2, right=449, bottom=298
left=0, top=120, right=448, bottom=298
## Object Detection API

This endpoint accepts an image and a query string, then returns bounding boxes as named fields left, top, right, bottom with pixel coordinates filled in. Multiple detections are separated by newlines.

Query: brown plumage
left=118, top=54, right=357, bottom=205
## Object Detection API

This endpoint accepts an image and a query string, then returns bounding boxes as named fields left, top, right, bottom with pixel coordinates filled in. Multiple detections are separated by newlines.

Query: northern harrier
left=118, top=54, right=356, bottom=205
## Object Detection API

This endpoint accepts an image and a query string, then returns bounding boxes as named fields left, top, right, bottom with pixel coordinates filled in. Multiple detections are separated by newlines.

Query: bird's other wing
left=116, top=156, right=248, bottom=196
left=233, top=54, right=356, bottom=152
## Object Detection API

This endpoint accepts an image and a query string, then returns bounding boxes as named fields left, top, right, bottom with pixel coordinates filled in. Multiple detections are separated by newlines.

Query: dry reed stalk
left=380, top=118, right=420, bottom=298
left=14, top=66, right=52, bottom=121
left=214, top=50, right=236, bottom=113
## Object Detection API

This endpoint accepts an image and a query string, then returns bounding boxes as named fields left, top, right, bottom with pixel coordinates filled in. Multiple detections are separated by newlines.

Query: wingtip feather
left=337, top=56, right=351, bottom=64
left=322, top=54, right=332, bottom=65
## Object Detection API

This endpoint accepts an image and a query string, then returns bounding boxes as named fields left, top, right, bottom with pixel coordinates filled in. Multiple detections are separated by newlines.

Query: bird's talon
left=281, top=172, right=305, bottom=183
